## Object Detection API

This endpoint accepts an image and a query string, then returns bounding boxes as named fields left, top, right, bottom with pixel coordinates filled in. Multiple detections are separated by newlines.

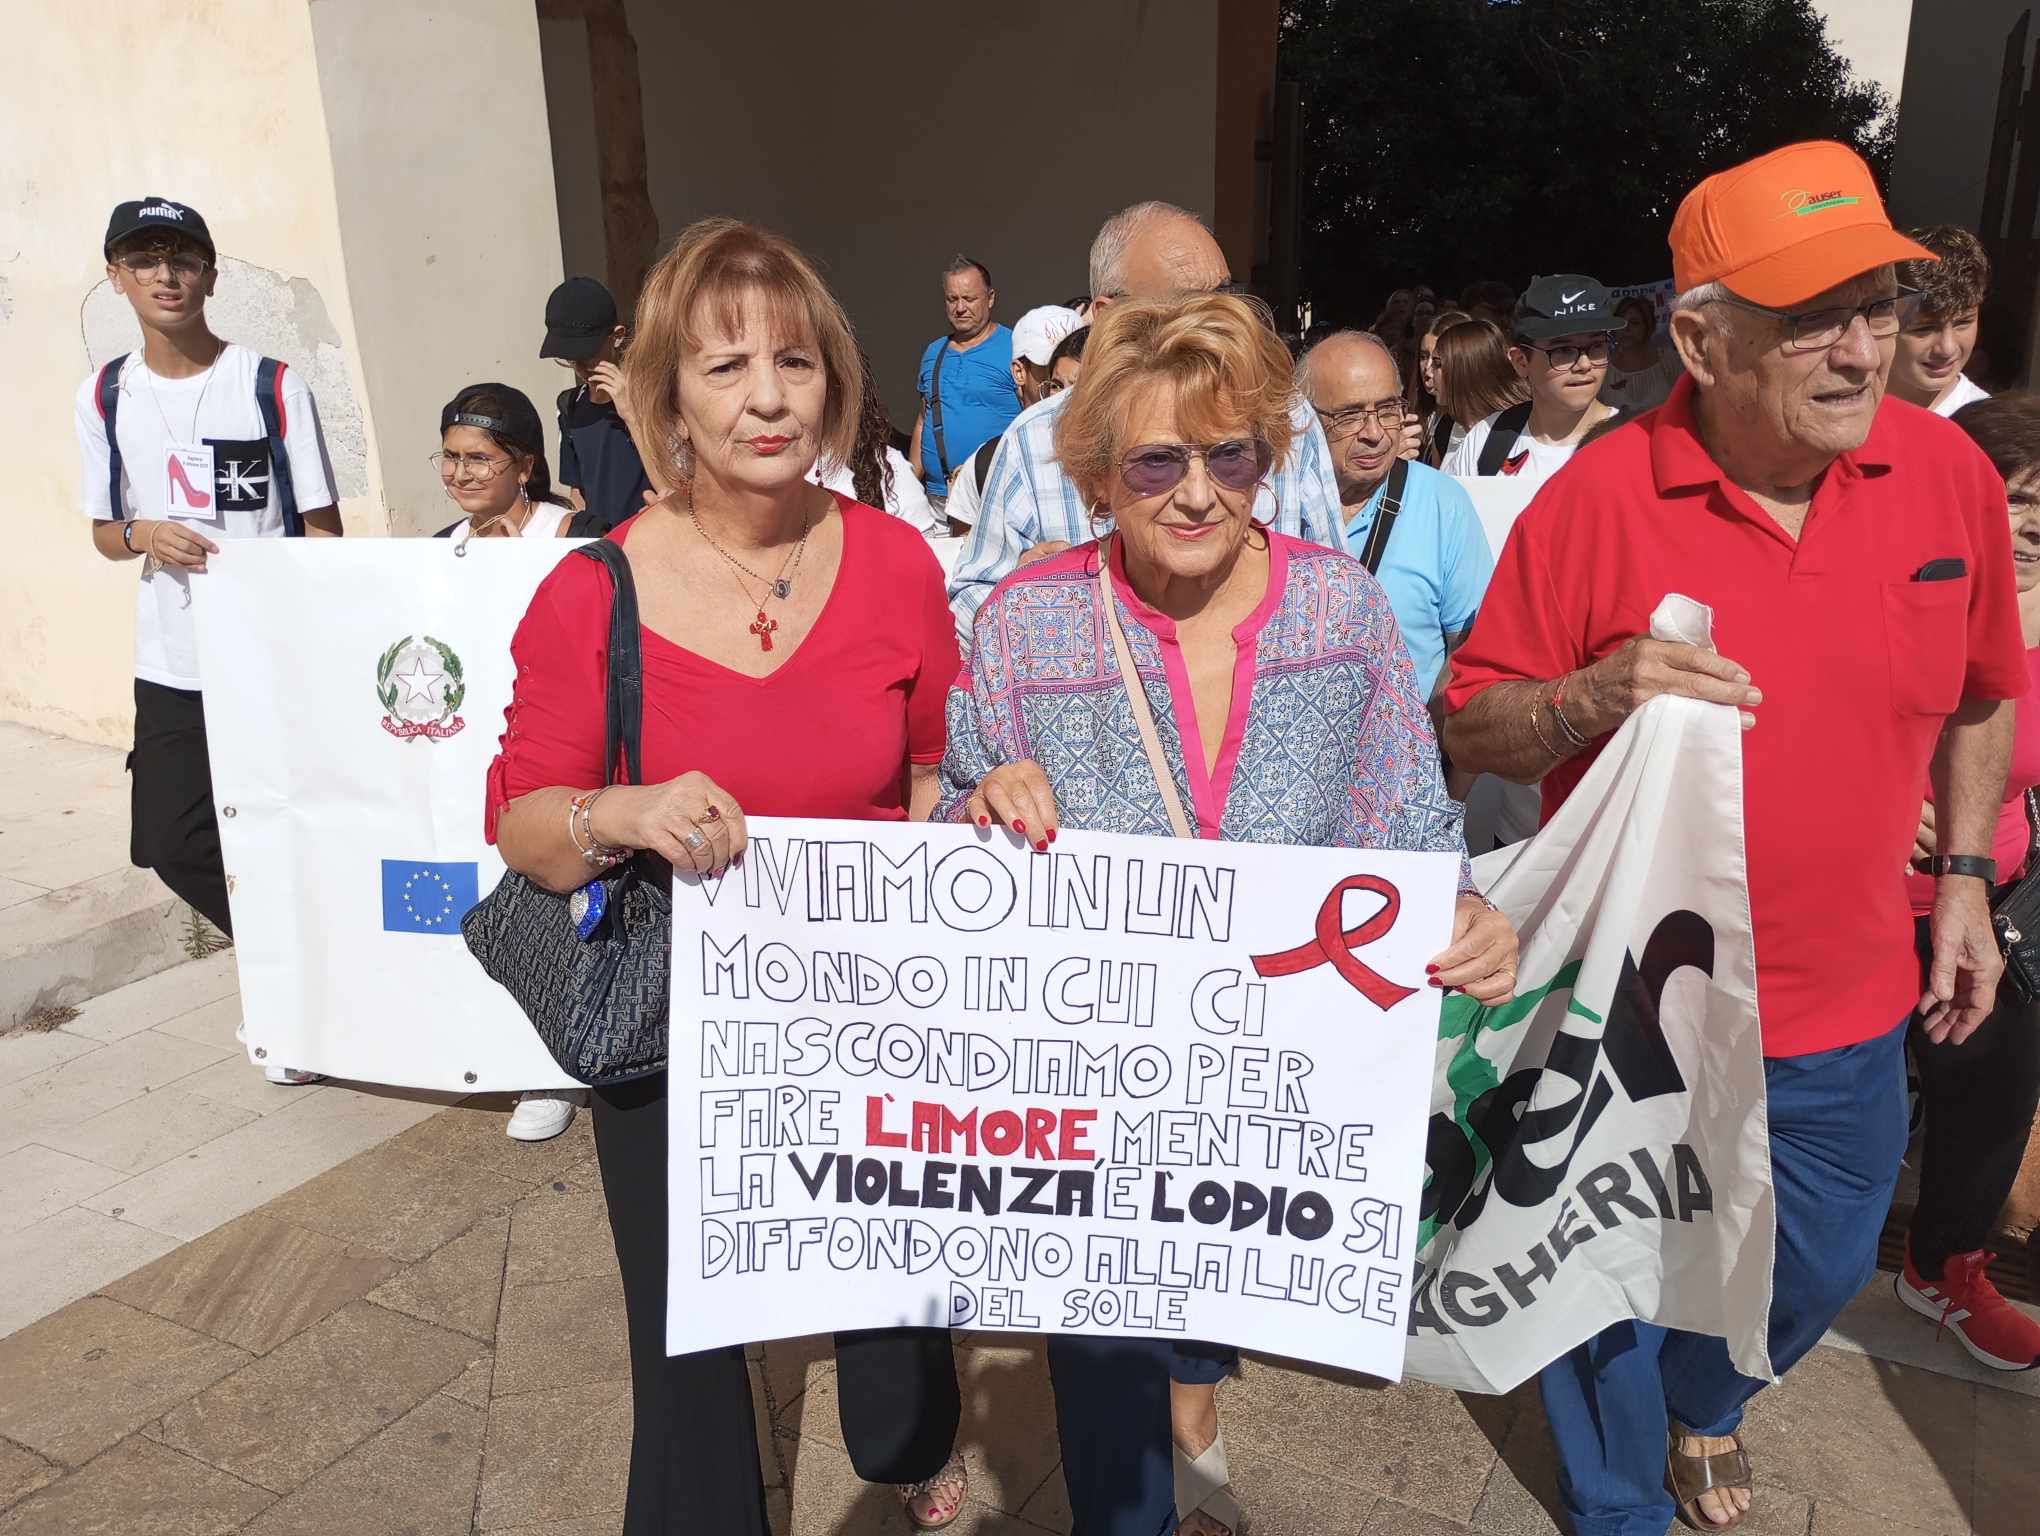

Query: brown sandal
left=1666, top=1421, right=1753, bottom=1531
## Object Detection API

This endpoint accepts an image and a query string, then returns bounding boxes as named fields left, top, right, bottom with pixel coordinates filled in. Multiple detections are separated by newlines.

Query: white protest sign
left=1451, top=475, right=1539, bottom=564
left=666, top=819, right=1458, bottom=1379
left=192, top=539, right=579, bottom=1092
left=1407, top=684, right=1774, bottom=1394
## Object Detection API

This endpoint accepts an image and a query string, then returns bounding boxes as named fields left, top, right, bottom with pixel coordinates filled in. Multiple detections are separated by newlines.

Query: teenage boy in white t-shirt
left=1892, top=224, right=1992, bottom=418
left=77, top=197, right=341, bottom=1083
left=1444, top=274, right=1623, bottom=485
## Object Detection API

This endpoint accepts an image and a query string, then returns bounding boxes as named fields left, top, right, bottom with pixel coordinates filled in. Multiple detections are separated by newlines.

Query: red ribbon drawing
left=1250, top=875, right=1417, bottom=1011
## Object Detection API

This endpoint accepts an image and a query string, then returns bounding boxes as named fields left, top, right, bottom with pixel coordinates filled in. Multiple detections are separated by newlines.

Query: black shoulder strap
left=571, top=540, right=643, bottom=787
left=970, top=434, right=999, bottom=496
left=925, top=339, right=954, bottom=479
left=253, top=357, right=304, bottom=536
left=1356, top=457, right=1410, bottom=575
left=1476, top=401, right=1534, bottom=477
left=96, top=355, right=128, bottom=518
left=1424, top=413, right=1454, bottom=469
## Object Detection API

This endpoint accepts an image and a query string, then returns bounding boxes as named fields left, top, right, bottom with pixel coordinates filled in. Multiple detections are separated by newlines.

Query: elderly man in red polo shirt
left=1441, top=142, right=2027, bottom=1536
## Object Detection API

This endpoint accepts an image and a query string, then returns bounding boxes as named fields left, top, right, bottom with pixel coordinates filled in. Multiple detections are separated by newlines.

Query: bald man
left=946, top=200, right=1342, bottom=637
left=1300, top=329, right=1494, bottom=697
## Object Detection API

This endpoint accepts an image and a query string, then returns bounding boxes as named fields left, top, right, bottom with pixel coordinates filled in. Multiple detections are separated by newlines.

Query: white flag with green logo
left=1407, top=644, right=1775, bottom=1393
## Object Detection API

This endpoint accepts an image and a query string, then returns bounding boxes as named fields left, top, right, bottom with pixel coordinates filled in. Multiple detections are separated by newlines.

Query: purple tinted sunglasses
left=1119, top=438, right=1274, bottom=498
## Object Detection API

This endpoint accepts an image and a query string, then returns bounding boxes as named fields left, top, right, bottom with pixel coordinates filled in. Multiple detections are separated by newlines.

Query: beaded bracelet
left=568, top=789, right=628, bottom=871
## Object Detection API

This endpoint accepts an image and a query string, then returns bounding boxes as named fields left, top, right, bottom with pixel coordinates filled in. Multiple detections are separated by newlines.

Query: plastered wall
left=0, top=0, right=384, bottom=745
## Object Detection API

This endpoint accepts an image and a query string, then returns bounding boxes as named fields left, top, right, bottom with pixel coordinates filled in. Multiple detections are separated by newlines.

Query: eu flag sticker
left=381, top=860, right=480, bottom=934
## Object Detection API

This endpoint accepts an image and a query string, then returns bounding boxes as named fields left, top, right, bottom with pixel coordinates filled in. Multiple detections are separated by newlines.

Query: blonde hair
left=625, top=217, right=862, bottom=489
left=1054, top=293, right=1296, bottom=501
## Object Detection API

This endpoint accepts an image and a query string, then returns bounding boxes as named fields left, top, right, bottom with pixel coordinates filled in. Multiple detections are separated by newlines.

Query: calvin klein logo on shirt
left=205, top=439, right=272, bottom=510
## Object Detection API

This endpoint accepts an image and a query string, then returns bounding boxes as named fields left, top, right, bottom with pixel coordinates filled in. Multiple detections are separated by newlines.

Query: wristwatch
left=1928, top=854, right=1997, bottom=883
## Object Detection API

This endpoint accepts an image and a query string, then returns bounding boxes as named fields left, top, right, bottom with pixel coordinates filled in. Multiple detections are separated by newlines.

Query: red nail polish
left=976, top=815, right=989, bottom=827
left=1034, top=840, right=1048, bottom=852
left=1046, top=828, right=1058, bottom=844
left=1424, top=963, right=1439, bottom=975
left=1013, top=819, right=1027, bottom=834
left=1428, top=977, right=1442, bottom=988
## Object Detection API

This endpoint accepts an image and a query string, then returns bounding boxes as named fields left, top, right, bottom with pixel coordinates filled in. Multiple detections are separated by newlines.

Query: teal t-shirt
left=917, top=325, right=1021, bottom=498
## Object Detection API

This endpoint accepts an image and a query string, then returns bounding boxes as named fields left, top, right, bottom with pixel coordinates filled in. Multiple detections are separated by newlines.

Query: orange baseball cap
left=1670, top=140, right=1935, bottom=307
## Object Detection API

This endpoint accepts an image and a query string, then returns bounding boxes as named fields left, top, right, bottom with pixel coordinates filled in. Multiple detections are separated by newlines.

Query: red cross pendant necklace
left=689, top=502, right=814, bottom=653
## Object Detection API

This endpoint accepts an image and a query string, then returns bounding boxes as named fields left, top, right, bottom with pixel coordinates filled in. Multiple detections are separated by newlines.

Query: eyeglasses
left=1316, top=399, right=1407, bottom=439
left=116, top=249, right=209, bottom=281
left=1710, top=286, right=1923, bottom=352
left=1518, top=336, right=1616, bottom=369
left=1119, top=439, right=1273, bottom=498
left=431, top=450, right=513, bottom=482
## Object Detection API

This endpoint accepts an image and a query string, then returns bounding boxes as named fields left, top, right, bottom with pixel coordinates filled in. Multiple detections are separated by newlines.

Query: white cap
left=1010, top=305, right=1083, bottom=367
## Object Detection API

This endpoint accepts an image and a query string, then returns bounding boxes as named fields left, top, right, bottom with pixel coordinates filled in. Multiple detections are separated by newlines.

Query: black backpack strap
left=1424, top=413, right=1454, bottom=469
left=571, top=540, right=644, bottom=787
left=924, top=339, right=954, bottom=480
left=1476, top=401, right=1534, bottom=477
left=95, top=355, right=128, bottom=519
left=254, top=357, right=303, bottom=536
left=1355, top=457, right=1410, bottom=575
left=969, top=435, right=999, bottom=497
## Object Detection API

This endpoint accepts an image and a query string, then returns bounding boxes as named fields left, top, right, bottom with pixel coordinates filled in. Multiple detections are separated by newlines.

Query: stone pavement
left=2, top=1086, right=2038, bottom=1535
left=0, top=954, right=454, bottom=1338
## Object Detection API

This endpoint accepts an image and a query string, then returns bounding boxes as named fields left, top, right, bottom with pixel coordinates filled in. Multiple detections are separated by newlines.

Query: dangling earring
left=673, top=436, right=694, bottom=481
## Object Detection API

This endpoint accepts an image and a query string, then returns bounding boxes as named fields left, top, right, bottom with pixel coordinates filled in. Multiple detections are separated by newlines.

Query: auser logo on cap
left=137, top=203, right=186, bottom=220
left=1779, top=187, right=1861, bottom=218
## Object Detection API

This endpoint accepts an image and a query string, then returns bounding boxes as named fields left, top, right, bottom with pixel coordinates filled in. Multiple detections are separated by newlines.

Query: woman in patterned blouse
left=938, top=292, right=1517, bottom=1536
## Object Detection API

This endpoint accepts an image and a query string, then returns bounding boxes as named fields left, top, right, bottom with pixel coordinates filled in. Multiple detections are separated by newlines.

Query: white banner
left=194, top=548, right=1774, bottom=1398
left=193, top=539, right=578, bottom=1092
left=665, top=820, right=1458, bottom=1379
left=1408, top=681, right=1774, bottom=1392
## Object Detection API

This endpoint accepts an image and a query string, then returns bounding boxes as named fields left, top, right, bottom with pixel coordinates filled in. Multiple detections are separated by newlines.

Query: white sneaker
left=264, top=1066, right=325, bottom=1085
left=507, top=1090, right=584, bottom=1141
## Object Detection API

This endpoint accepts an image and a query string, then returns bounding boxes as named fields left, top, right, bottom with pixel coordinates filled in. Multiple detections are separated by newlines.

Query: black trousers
left=130, top=680, right=233, bottom=935
left=590, top=1074, right=960, bottom=1533
left=1909, top=910, right=2040, bottom=1277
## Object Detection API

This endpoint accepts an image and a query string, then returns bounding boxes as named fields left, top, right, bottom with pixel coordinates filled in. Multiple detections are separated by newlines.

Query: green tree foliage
left=1280, top=0, right=1893, bottom=317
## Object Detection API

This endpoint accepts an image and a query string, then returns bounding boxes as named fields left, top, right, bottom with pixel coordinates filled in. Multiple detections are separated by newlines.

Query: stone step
left=0, top=722, right=208, bottom=1031
left=0, top=867, right=201, bottom=1031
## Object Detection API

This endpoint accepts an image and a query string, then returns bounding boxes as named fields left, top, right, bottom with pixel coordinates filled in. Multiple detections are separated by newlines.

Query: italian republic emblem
left=376, top=634, right=467, bottom=742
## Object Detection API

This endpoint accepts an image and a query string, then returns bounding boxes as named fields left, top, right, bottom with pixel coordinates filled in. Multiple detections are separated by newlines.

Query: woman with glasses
left=937, top=292, right=1517, bottom=1536
left=1444, top=276, right=1623, bottom=486
left=1600, top=295, right=1683, bottom=413
left=432, top=384, right=578, bottom=543
left=430, top=384, right=589, bottom=1142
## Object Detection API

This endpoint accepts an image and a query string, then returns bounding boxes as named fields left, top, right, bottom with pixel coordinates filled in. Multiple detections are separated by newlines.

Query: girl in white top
left=809, top=346, right=945, bottom=535
left=430, top=384, right=587, bottom=1142
left=433, top=384, right=577, bottom=544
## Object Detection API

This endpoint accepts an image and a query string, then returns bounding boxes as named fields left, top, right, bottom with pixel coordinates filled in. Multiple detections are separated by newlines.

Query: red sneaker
left=1897, top=1244, right=2040, bottom=1371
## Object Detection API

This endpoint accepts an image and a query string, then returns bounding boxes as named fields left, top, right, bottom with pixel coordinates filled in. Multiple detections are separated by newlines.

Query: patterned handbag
left=461, top=539, right=670, bottom=1084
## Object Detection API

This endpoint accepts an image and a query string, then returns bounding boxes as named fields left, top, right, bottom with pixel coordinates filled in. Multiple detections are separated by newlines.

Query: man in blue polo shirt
left=1301, top=329, right=1493, bottom=696
left=909, top=255, right=1021, bottom=512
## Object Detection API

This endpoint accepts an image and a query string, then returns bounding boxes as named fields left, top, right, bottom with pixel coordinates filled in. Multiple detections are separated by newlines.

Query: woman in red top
left=486, top=220, right=966, bottom=1534
left=1898, top=393, right=2040, bottom=1373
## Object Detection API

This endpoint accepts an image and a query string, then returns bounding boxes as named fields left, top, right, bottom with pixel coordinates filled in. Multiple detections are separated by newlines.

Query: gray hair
left=1088, top=201, right=1205, bottom=299
left=1295, top=328, right=1403, bottom=402
left=941, top=253, right=991, bottom=289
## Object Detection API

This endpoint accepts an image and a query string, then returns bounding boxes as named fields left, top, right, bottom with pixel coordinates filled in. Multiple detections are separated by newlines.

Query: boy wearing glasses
left=1443, top=275, right=1623, bottom=484
left=76, top=197, right=341, bottom=1082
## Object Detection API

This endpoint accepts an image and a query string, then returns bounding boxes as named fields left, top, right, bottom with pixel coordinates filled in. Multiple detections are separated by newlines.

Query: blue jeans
left=1537, top=1020, right=1909, bottom=1536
